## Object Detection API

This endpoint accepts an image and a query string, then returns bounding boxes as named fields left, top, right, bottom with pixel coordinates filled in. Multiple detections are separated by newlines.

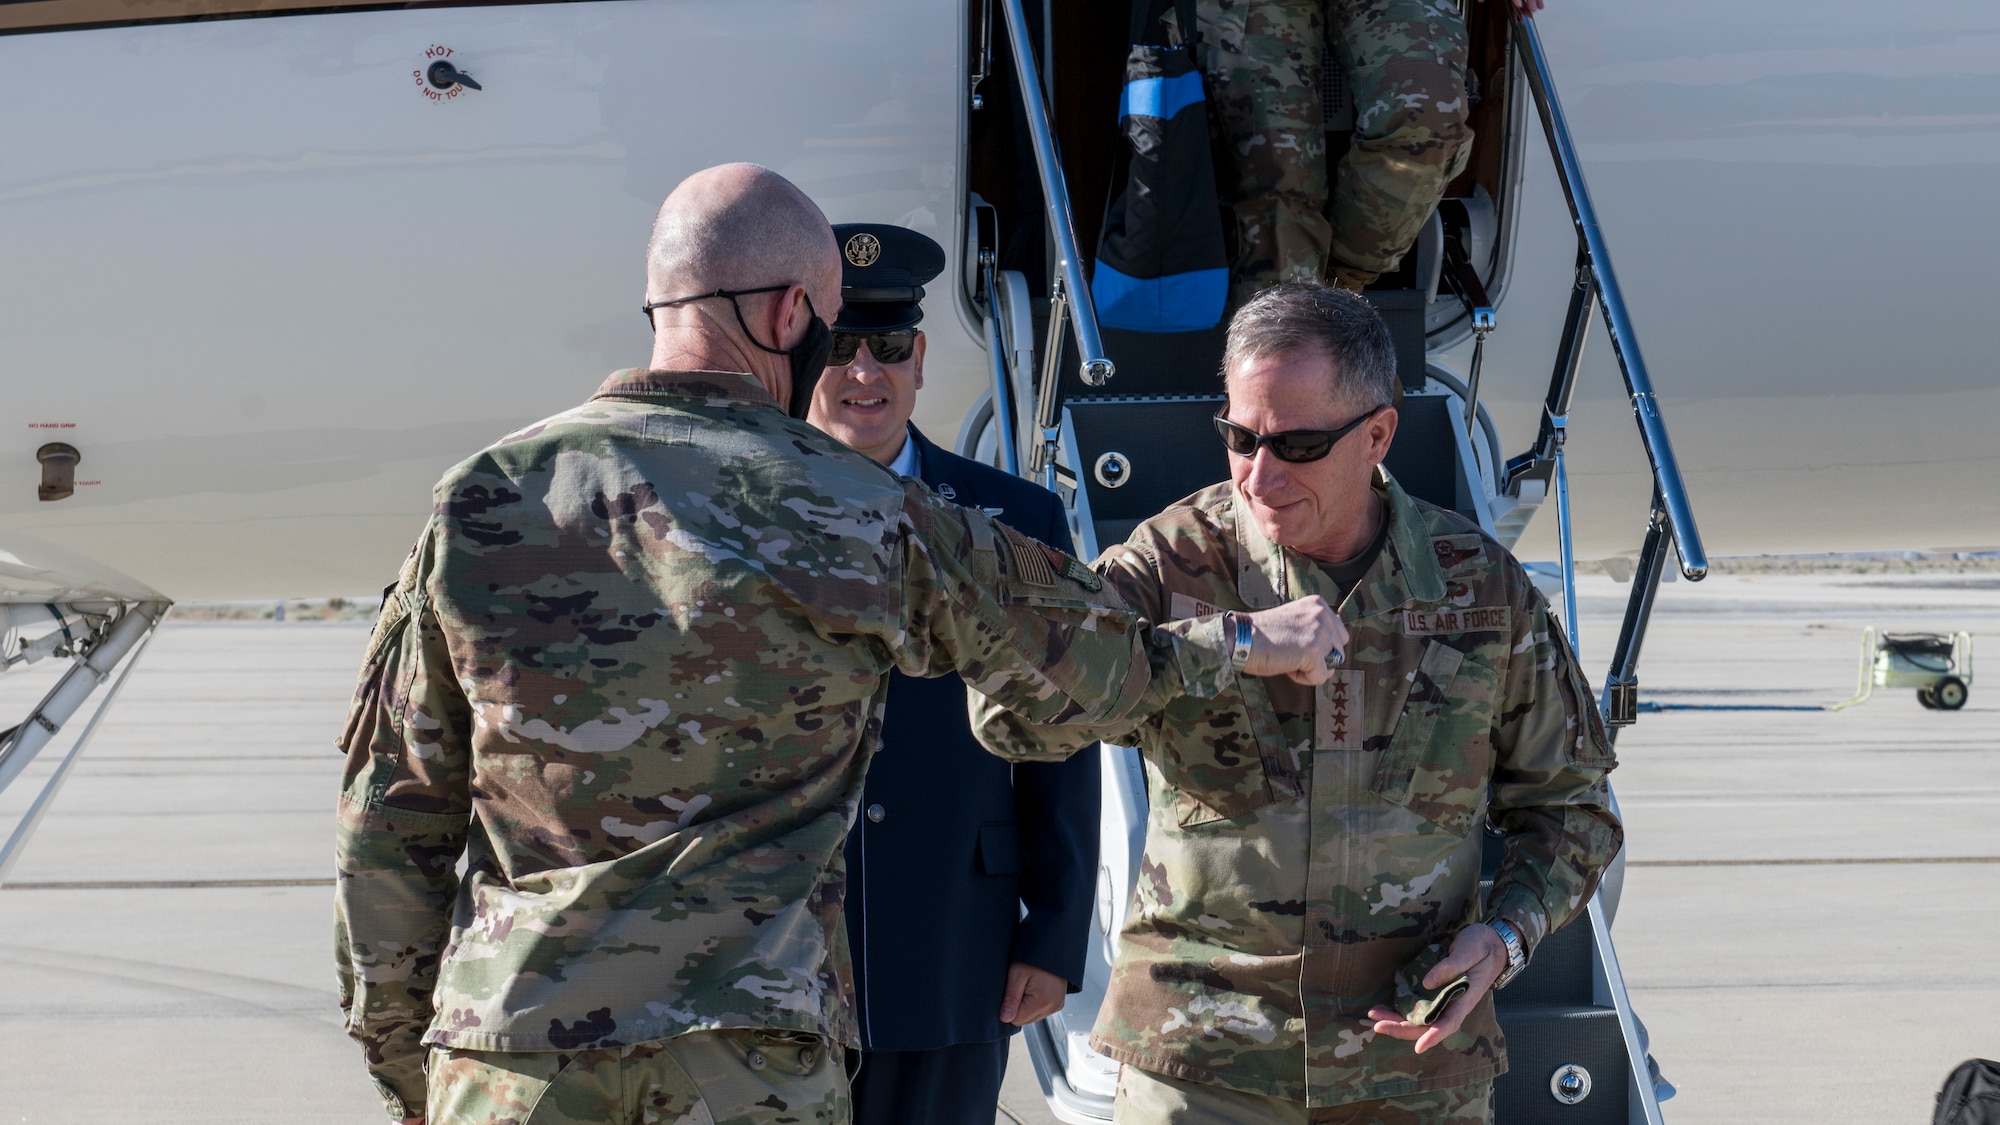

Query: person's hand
left=1366, top=923, right=1509, bottom=1053
left=1241, top=597, right=1348, bottom=686
left=999, top=963, right=1069, bottom=1026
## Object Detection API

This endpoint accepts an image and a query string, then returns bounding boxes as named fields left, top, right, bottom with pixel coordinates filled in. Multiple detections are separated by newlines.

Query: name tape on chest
left=1169, top=592, right=1226, bottom=621
left=1403, top=606, right=1511, bottom=635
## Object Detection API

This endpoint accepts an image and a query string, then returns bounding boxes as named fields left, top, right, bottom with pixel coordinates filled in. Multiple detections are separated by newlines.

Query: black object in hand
left=1393, top=940, right=1470, bottom=1026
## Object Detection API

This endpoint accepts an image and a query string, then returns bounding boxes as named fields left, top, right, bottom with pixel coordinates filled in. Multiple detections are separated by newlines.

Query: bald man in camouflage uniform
left=1191, top=0, right=1488, bottom=301
left=974, top=283, right=1619, bottom=1123
left=332, top=164, right=1345, bottom=1125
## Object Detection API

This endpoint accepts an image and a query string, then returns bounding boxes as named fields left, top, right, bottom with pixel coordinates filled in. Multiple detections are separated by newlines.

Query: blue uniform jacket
left=843, top=426, right=1102, bottom=1051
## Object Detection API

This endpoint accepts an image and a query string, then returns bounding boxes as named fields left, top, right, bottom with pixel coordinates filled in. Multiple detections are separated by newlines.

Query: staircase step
left=1494, top=905, right=1597, bottom=1009
left=1494, top=1004, right=1629, bottom=1125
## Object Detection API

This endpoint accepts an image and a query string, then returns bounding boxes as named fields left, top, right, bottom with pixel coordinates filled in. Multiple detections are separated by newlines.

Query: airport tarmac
left=2, top=572, right=1996, bottom=1123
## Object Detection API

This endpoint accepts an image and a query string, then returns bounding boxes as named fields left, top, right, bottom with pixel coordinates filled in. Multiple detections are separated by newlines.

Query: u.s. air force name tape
left=1403, top=606, right=1510, bottom=634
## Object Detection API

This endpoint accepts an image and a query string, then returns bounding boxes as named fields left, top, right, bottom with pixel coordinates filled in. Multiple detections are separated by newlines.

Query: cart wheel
left=1933, top=677, right=1968, bottom=711
left=1918, top=687, right=1938, bottom=709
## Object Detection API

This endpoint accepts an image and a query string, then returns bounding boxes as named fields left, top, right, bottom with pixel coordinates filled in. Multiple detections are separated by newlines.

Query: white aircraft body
left=3, top=0, right=1995, bottom=607
left=2, top=1, right=1995, bottom=1122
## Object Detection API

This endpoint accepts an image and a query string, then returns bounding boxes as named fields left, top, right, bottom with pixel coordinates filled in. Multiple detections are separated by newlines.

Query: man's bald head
left=646, top=164, right=840, bottom=316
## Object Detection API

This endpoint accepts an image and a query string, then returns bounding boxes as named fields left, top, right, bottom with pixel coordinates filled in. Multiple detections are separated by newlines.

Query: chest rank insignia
left=1316, top=670, right=1365, bottom=750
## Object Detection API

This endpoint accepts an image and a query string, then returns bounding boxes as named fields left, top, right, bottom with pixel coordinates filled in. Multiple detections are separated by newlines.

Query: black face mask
left=641, top=285, right=835, bottom=420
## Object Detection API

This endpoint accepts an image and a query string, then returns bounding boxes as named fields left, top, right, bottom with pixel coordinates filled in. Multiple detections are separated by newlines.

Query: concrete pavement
left=0, top=573, right=1994, bottom=1122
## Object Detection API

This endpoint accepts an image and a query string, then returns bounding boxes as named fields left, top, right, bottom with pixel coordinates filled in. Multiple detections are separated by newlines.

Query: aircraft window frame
left=0, top=0, right=609, bottom=38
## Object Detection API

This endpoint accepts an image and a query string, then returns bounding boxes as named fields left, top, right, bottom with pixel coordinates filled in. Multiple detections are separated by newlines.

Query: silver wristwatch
left=1227, top=612, right=1254, bottom=672
left=1488, top=918, right=1528, bottom=989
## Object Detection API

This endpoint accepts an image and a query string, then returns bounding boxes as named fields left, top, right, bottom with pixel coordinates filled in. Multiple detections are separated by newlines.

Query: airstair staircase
left=960, top=3, right=1704, bottom=1122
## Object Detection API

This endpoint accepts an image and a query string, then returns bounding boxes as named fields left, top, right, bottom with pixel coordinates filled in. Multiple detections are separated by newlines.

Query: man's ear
left=780, top=283, right=813, bottom=348
left=912, top=331, right=927, bottom=390
left=1366, top=407, right=1400, bottom=466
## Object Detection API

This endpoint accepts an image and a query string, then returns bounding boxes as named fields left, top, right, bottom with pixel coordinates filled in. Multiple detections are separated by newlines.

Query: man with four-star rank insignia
left=973, top=281, right=1622, bottom=1124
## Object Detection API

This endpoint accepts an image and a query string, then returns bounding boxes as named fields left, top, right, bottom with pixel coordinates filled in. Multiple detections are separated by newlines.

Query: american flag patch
left=1003, top=525, right=1058, bottom=587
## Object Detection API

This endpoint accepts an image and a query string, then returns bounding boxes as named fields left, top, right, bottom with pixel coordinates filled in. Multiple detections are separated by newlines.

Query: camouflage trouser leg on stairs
left=1193, top=0, right=1472, bottom=303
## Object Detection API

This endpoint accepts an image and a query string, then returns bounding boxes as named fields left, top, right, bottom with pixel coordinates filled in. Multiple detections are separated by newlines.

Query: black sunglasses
left=1212, top=405, right=1386, bottom=463
left=828, top=330, right=918, bottom=367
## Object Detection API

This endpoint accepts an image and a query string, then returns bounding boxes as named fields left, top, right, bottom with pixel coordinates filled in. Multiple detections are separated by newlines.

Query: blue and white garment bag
left=1091, top=0, right=1229, bottom=334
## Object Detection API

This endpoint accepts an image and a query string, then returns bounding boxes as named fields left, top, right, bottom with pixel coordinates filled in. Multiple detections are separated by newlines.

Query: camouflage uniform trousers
left=1191, top=0, right=1472, bottom=302
left=1115, top=1065, right=1490, bottom=1125
left=426, top=1029, right=845, bottom=1125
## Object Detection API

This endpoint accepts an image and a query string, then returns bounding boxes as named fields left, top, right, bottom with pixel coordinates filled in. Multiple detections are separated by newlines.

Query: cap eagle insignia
left=844, top=233, right=882, bottom=267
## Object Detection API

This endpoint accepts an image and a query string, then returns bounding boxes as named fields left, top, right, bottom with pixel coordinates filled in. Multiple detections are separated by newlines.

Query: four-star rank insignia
left=1316, top=670, right=1365, bottom=750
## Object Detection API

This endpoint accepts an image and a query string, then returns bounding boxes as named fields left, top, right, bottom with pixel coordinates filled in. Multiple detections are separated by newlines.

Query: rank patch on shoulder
left=1433, top=534, right=1484, bottom=572
left=1059, top=553, right=1103, bottom=591
left=1169, top=592, right=1225, bottom=621
left=1316, top=670, right=1365, bottom=750
left=1404, top=606, right=1511, bottom=634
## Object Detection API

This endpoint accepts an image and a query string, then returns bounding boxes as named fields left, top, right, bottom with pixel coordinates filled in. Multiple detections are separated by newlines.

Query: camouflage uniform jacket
left=333, top=369, right=1240, bottom=1120
left=975, top=471, right=1621, bottom=1107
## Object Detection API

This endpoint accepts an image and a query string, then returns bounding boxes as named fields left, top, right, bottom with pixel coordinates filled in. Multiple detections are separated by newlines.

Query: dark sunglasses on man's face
left=828, top=330, right=918, bottom=367
left=1212, top=404, right=1386, bottom=464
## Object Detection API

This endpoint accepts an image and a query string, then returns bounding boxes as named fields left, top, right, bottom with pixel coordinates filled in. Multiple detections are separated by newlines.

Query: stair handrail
left=1511, top=12, right=1707, bottom=583
left=995, top=0, right=1115, bottom=483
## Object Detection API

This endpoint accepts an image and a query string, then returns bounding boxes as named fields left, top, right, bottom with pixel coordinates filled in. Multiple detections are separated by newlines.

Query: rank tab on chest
left=1315, top=670, right=1366, bottom=751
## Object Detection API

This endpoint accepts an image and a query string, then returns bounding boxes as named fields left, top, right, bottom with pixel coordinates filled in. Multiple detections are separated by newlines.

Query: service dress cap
left=832, top=223, right=947, bottom=334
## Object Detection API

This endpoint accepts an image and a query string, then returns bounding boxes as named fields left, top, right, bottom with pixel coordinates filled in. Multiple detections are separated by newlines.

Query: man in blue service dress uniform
left=806, top=223, right=1102, bottom=1124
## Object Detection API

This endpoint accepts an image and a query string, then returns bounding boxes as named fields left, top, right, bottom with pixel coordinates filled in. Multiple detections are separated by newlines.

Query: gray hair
left=1220, top=282, right=1400, bottom=410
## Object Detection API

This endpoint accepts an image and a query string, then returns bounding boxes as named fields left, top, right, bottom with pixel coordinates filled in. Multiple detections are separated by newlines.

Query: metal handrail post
left=1544, top=258, right=1596, bottom=442
left=1602, top=491, right=1671, bottom=726
left=1034, top=278, right=1072, bottom=486
left=1513, top=14, right=1706, bottom=581
left=997, top=0, right=1115, bottom=396
left=1551, top=418, right=1578, bottom=652
left=1505, top=255, right=1595, bottom=484
left=981, top=256, right=1023, bottom=477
